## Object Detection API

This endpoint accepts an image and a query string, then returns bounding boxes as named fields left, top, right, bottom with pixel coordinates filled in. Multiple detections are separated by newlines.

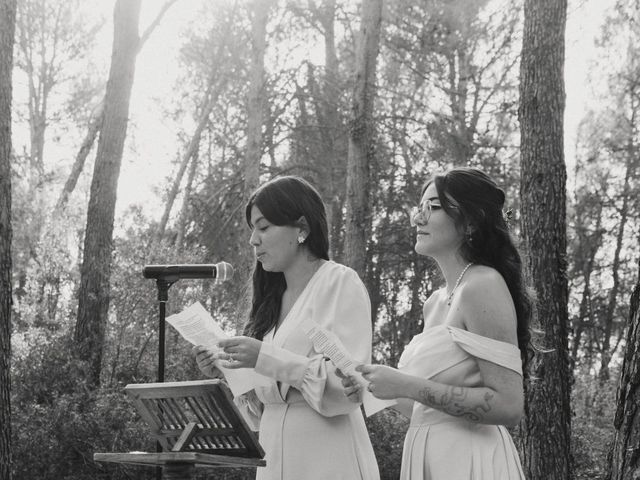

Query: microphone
left=142, top=262, right=234, bottom=282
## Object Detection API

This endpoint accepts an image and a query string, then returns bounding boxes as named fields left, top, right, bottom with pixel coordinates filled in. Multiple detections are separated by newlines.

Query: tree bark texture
left=344, top=0, right=382, bottom=279
left=318, top=0, right=344, bottom=259
left=608, top=264, right=640, bottom=480
left=0, top=1, right=16, bottom=478
left=237, top=0, right=271, bottom=320
left=244, top=0, right=270, bottom=199
left=74, top=0, right=141, bottom=388
left=518, top=0, right=571, bottom=479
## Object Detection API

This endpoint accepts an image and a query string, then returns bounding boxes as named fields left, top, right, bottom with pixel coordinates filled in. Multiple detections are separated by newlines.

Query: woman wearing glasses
left=343, top=167, right=532, bottom=479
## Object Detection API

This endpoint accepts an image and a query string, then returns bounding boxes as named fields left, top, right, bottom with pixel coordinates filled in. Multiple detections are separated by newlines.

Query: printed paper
left=166, top=302, right=270, bottom=396
left=301, top=319, right=396, bottom=416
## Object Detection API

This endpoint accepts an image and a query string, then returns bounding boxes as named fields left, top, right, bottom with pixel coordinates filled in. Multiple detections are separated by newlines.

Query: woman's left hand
left=217, top=336, right=262, bottom=369
left=357, top=364, right=409, bottom=400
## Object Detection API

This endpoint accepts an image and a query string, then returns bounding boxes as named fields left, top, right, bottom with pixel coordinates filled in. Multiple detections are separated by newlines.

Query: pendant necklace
left=446, top=262, right=473, bottom=306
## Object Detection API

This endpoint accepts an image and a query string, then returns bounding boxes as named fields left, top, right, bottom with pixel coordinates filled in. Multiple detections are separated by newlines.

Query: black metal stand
left=155, top=278, right=175, bottom=383
left=154, top=277, right=176, bottom=480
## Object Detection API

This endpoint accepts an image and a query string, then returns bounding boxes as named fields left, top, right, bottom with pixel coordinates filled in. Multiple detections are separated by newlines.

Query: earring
left=297, top=235, right=305, bottom=244
left=466, top=230, right=473, bottom=245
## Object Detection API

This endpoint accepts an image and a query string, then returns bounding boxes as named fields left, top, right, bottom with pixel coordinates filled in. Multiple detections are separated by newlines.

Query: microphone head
left=216, top=261, right=234, bottom=282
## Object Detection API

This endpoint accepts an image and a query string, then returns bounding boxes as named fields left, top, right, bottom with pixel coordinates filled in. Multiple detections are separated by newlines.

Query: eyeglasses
left=410, top=200, right=449, bottom=226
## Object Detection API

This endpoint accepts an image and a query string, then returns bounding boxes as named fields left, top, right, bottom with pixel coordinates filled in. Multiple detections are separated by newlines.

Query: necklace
left=446, top=262, right=473, bottom=306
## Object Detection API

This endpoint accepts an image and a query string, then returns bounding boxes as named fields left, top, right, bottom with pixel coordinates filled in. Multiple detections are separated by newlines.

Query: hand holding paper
left=193, top=345, right=224, bottom=378
left=300, top=319, right=396, bottom=416
left=166, top=302, right=270, bottom=396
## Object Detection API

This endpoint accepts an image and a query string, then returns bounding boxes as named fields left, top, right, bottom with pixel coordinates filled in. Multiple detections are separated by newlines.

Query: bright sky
left=123, top=0, right=613, bottom=216
left=14, top=0, right=614, bottom=220
left=564, top=0, right=614, bottom=172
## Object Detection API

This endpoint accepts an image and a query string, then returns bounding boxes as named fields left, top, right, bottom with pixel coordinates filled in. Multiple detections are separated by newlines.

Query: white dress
left=398, top=325, right=525, bottom=480
left=236, top=261, right=380, bottom=480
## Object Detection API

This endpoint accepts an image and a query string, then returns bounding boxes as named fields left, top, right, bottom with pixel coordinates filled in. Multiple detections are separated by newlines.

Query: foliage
left=366, top=409, right=409, bottom=480
left=571, top=365, right=618, bottom=479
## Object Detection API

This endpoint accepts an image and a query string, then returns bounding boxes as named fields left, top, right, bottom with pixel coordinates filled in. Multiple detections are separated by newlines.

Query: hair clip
left=503, top=208, right=513, bottom=225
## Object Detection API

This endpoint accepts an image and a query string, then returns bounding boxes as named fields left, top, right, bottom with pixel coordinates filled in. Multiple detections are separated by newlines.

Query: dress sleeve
left=255, top=265, right=373, bottom=417
left=447, top=326, right=523, bottom=375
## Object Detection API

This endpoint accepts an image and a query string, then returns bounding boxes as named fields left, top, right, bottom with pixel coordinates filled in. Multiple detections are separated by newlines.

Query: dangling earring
left=297, top=235, right=305, bottom=244
left=466, top=230, right=473, bottom=245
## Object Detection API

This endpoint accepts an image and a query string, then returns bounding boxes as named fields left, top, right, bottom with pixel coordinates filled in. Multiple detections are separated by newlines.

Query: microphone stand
left=153, top=276, right=177, bottom=480
left=155, top=277, right=176, bottom=383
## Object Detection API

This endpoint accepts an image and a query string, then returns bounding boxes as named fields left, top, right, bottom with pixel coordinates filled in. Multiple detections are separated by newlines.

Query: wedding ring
left=229, top=353, right=235, bottom=362
left=367, top=383, right=374, bottom=392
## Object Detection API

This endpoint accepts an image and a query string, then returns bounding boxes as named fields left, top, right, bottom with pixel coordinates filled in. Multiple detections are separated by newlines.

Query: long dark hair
left=243, top=176, right=329, bottom=340
left=428, top=167, right=534, bottom=372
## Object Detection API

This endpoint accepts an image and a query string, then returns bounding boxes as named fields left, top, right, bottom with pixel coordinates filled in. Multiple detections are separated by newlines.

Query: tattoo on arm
left=417, top=385, right=494, bottom=423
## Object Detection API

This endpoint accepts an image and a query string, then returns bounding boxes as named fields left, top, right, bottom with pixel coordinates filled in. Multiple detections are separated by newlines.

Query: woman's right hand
left=193, top=345, right=224, bottom=379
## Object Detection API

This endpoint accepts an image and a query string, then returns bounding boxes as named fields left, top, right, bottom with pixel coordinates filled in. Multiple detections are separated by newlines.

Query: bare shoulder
left=458, top=265, right=518, bottom=345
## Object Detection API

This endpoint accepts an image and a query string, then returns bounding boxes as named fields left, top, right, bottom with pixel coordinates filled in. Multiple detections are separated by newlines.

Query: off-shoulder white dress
left=236, top=261, right=380, bottom=480
left=398, top=325, right=525, bottom=480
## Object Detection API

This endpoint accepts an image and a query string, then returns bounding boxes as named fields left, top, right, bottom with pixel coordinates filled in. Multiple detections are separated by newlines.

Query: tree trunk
left=518, top=0, right=571, bottom=479
left=600, top=133, right=636, bottom=382
left=0, top=1, right=16, bottom=478
left=55, top=0, right=177, bottom=211
left=244, top=0, right=270, bottom=200
left=154, top=18, right=234, bottom=245
left=344, top=0, right=382, bottom=279
left=232, top=0, right=271, bottom=329
left=175, top=151, right=199, bottom=251
left=74, top=0, right=141, bottom=389
left=55, top=102, right=104, bottom=211
left=608, top=261, right=640, bottom=479
left=318, top=0, right=343, bottom=258
left=570, top=191, right=603, bottom=370
left=155, top=100, right=213, bottom=244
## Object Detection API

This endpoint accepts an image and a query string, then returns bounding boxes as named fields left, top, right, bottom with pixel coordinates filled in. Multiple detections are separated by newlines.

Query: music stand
left=94, top=379, right=265, bottom=479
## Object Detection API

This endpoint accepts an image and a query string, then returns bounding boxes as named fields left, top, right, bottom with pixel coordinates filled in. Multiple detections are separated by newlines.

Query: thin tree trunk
left=175, top=150, right=199, bottom=250
left=318, top=0, right=342, bottom=258
left=154, top=6, right=237, bottom=244
left=55, top=101, right=104, bottom=211
left=74, top=0, right=141, bottom=389
left=55, top=0, right=178, bottom=210
left=518, top=0, right=571, bottom=479
left=238, top=0, right=271, bottom=323
left=608, top=259, right=640, bottom=479
left=0, top=1, right=16, bottom=478
left=600, top=135, right=636, bottom=382
left=570, top=200, right=602, bottom=369
left=244, top=0, right=270, bottom=199
left=155, top=100, right=214, bottom=244
left=344, top=0, right=382, bottom=279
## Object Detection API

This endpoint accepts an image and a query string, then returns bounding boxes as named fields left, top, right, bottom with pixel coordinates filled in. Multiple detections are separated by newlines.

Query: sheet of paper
left=301, top=319, right=396, bottom=417
left=166, top=302, right=271, bottom=397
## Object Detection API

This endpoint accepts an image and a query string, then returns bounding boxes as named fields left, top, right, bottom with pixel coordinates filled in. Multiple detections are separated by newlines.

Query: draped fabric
left=235, top=261, right=380, bottom=480
left=398, top=325, right=525, bottom=480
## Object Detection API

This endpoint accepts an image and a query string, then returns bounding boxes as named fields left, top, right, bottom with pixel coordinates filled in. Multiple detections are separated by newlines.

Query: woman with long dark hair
left=343, top=167, right=532, bottom=479
left=195, top=176, right=379, bottom=480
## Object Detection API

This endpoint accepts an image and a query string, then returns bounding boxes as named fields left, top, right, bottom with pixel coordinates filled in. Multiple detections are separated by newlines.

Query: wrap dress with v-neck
left=235, top=260, right=380, bottom=480
left=398, top=325, right=525, bottom=480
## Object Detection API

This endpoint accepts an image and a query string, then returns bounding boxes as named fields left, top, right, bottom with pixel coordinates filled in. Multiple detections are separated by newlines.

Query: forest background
left=0, top=0, right=639, bottom=479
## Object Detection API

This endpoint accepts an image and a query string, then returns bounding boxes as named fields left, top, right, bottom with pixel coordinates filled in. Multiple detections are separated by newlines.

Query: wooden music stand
left=94, top=379, right=265, bottom=479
